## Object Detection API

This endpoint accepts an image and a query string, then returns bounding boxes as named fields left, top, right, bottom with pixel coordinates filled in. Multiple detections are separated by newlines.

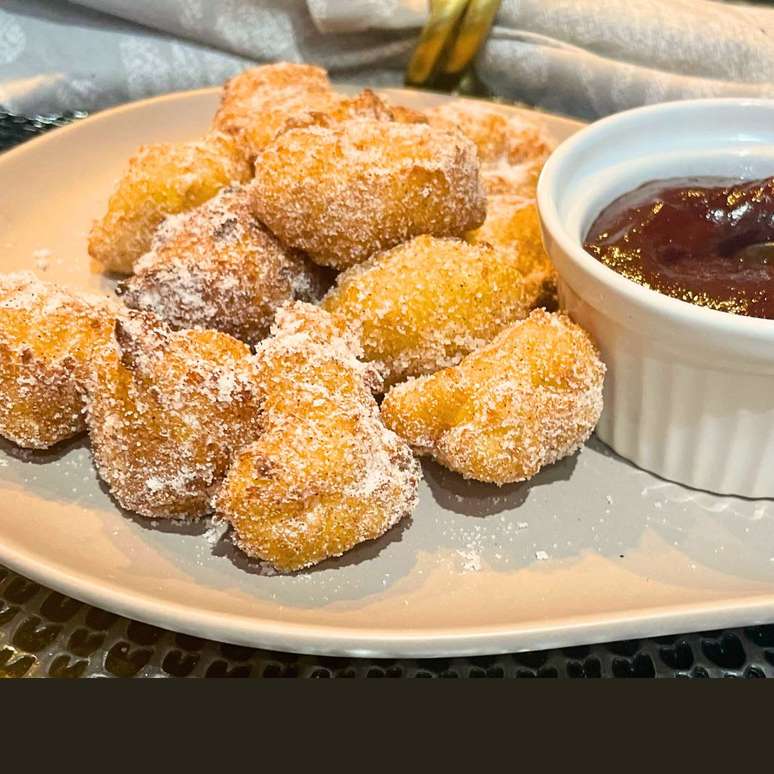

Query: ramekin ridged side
left=558, top=280, right=774, bottom=496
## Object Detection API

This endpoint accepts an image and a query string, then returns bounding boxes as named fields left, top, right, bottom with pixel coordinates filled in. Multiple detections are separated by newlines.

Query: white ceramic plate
left=1, top=87, right=774, bottom=658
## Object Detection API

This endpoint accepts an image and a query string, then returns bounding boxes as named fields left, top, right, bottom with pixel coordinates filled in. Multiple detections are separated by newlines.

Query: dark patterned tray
left=2, top=110, right=772, bottom=678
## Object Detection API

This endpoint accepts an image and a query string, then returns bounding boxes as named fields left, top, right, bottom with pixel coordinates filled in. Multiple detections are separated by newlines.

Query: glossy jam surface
left=584, top=176, right=774, bottom=318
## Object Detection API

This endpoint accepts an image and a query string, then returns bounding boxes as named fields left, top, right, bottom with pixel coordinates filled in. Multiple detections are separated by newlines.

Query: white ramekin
left=537, top=98, right=774, bottom=497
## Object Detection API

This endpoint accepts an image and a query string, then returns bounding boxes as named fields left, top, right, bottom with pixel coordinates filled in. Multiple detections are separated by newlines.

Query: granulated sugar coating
left=0, top=272, right=118, bottom=449
left=86, top=311, right=263, bottom=520
left=480, top=158, right=545, bottom=198
left=283, top=88, right=427, bottom=133
left=118, top=185, right=326, bottom=343
left=426, top=101, right=553, bottom=166
left=321, top=235, right=547, bottom=387
left=427, top=101, right=552, bottom=200
left=88, top=132, right=252, bottom=274
left=215, top=302, right=420, bottom=573
left=467, top=199, right=558, bottom=310
left=213, top=62, right=339, bottom=160
left=381, top=309, right=605, bottom=485
left=250, top=119, right=486, bottom=270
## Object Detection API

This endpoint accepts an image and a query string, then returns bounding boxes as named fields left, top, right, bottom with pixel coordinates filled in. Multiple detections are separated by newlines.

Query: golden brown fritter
left=215, top=302, right=420, bottom=572
left=283, top=88, right=427, bottom=132
left=118, top=185, right=327, bottom=343
left=212, top=62, right=338, bottom=160
left=381, top=309, right=605, bottom=485
left=321, top=235, right=547, bottom=386
left=479, top=158, right=545, bottom=198
left=426, top=101, right=552, bottom=199
left=467, top=198, right=558, bottom=309
left=250, top=120, right=486, bottom=270
left=0, top=273, right=117, bottom=449
left=426, top=100, right=552, bottom=165
left=86, top=312, right=263, bottom=519
left=88, top=132, right=251, bottom=274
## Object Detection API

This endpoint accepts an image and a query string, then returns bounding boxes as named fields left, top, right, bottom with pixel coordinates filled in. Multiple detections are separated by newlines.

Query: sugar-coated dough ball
left=381, top=310, right=605, bottom=485
left=88, top=132, right=251, bottom=274
left=250, top=120, right=486, bottom=270
left=86, top=312, right=263, bottom=519
left=119, top=185, right=327, bottom=343
left=215, top=303, right=420, bottom=572
left=213, top=63, right=337, bottom=160
left=321, top=235, right=548, bottom=386
left=426, top=101, right=552, bottom=199
left=0, top=272, right=117, bottom=449
left=467, top=199, right=557, bottom=310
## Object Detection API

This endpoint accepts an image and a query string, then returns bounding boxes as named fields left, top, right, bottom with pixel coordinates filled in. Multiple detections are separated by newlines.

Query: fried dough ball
left=480, top=158, right=545, bottom=198
left=213, top=60, right=425, bottom=159
left=117, top=185, right=327, bottom=343
left=88, top=132, right=251, bottom=274
left=321, top=235, right=547, bottom=386
left=0, top=273, right=117, bottom=449
left=86, top=312, right=262, bottom=519
left=467, top=199, right=558, bottom=309
left=213, top=63, right=338, bottom=159
left=427, top=101, right=552, bottom=199
left=284, top=88, right=427, bottom=132
left=381, top=310, right=605, bottom=485
left=250, top=120, right=486, bottom=270
left=426, top=100, right=552, bottom=165
left=215, top=302, right=420, bottom=573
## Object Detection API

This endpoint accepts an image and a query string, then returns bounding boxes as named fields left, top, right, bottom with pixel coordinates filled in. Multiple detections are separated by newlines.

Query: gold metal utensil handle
left=405, top=0, right=501, bottom=89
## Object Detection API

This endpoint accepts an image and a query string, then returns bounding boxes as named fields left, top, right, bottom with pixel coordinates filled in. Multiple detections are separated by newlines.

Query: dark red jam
left=583, top=176, right=774, bottom=319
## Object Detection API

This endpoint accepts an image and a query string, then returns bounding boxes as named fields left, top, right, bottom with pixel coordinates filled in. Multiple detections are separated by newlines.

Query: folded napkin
left=3, top=0, right=774, bottom=119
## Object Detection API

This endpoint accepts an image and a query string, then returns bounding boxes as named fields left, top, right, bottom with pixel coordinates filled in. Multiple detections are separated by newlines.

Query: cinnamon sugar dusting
left=216, top=303, right=420, bottom=572
left=86, top=311, right=263, bottom=520
left=88, top=132, right=252, bottom=274
left=213, top=63, right=337, bottom=159
left=250, top=119, right=486, bottom=270
left=119, top=185, right=326, bottom=343
left=426, top=100, right=552, bottom=165
left=0, top=273, right=118, bottom=449
left=322, top=234, right=548, bottom=386
left=467, top=198, right=558, bottom=310
left=381, top=309, right=605, bottom=485
left=427, top=100, right=552, bottom=199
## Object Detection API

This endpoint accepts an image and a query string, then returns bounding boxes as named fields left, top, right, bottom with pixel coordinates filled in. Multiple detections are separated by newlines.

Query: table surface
left=1, top=110, right=772, bottom=678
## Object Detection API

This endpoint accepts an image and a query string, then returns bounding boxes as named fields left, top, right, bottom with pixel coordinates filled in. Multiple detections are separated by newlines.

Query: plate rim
left=3, top=532, right=774, bottom=657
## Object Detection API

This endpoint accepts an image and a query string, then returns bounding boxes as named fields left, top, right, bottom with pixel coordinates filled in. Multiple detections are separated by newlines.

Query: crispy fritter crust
left=283, top=88, right=427, bottom=132
left=321, top=235, right=547, bottom=386
left=250, top=120, right=486, bottom=270
left=86, top=312, right=263, bottom=519
left=467, top=199, right=558, bottom=309
left=0, top=273, right=117, bottom=449
left=480, top=158, right=545, bottom=198
left=118, top=185, right=327, bottom=343
left=426, top=100, right=552, bottom=165
left=215, top=303, right=420, bottom=572
left=213, top=58, right=425, bottom=160
left=213, top=63, right=338, bottom=160
left=381, top=310, right=605, bottom=485
left=426, top=101, right=552, bottom=198
left=88, top=133, right=251, bottom=274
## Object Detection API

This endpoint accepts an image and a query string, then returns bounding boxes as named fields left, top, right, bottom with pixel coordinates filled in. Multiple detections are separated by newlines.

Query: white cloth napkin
left=3, top=0, right=774, bottom=119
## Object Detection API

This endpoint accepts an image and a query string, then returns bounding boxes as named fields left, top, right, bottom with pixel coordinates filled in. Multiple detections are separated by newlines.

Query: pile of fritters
left=0, top=63, right=605, bottom=572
